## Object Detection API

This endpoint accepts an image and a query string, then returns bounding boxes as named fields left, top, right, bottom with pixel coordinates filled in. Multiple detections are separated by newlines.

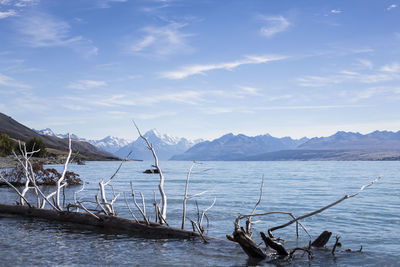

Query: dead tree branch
left=130, top=182, right=150, bottom=225
left=267, top=176, right=382, bottom=237
left=55, top=134, right=72, bottom=210
left=133, top=120, right=167, bottom=222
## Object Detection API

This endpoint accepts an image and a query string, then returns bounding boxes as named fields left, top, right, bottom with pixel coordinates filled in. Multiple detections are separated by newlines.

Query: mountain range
left=114, top=129, right=202, bottom=160
left=171, top=133, right=309, bottom=160
left=3, top=112, right=400, bottom=161
left=33, top=128, right=131, bottom=154
left=0, top=113, right=117, bottom=161
left=22, top=126, right=400, bottom=161
left=34, top=127, right=203, bottom=161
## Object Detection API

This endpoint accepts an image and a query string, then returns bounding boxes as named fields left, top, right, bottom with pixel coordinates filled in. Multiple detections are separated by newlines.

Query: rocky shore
left=0, top=156, right=18, bottom=169
left=0, top=156, right=71, bottom=169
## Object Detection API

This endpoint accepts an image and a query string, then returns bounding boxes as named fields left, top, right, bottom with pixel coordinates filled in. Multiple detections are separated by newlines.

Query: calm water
left=0, top=161, right=399, bottom=266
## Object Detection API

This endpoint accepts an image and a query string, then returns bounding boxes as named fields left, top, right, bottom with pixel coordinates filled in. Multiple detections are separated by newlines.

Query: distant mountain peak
left=115, top=129, right=201, bottom=160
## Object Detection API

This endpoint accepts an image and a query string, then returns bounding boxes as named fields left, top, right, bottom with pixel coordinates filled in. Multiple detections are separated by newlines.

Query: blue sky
left=1, top=0, right=399, bottom=140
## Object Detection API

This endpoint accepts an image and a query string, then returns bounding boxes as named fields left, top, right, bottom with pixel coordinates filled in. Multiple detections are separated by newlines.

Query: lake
left=0, top=161, right=399, bottom=266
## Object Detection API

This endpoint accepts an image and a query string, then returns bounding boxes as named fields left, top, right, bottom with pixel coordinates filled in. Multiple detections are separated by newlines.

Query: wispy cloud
left=16, top=13, right=98, bottom=56
left=129, top=22, right=192, bottom=56
left=161, top=54, right=287, bottom=79
left=380, top=62, right=400, bottom=73
left=90, top=90, right=207, bottom=107
left=0, top=9, right=16, bottom=19
left=255, top=104, right=364, bottom=111
left=259, top=15, right=290, bottom=38
left=237, top=86, right=262, bottom=96
left=134, top=111, right=177, bottom=120
left=387, top=4, right=397, bottom=11
left=357, top=59, right=373, bottom=69
left=67, top=80, right=107, bottom=90
left=0, top=72, right=30, bottom=88
left=97, top=0, right=127, bottom=8
left=330, top=9, right=342, bottom=14
left=298, top=62, right=400, bottom=87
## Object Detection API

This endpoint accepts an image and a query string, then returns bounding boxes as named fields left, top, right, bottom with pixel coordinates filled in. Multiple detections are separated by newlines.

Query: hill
left=0, top=112, right=118, bottom=161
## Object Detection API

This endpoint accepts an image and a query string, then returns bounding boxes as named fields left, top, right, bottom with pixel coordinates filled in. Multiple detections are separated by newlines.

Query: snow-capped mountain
left=171, top=133, right=309, bottom=161
left=33, top=128, right=131, bottom=155
left=33, top=128, right=85, bottom=141
left=87, top=136, right=131, bottom=154
left=115, top=129, right=203, bottom=160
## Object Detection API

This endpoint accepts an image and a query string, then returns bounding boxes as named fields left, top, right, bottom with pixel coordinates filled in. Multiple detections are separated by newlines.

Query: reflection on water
left=0, top=161, right=399, bottom=266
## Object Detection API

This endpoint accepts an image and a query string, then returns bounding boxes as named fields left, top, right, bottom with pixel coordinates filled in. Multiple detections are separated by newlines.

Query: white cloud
left=380, top=62, right=400, bottom=73
left=97, top=0, right=127, bottom=8
left=237, top=86, right=262, bottom=96
left=330, top=9, right=342, bottom=14
left=387, top=4, right=397, bottom=11
left=0, top=9, right=16, bottom=19
left=161, top=54, right=287, bottom=79
left=357, top=59, right=373, bottom=70
left=130, top=22, right=192, bottom=56
left=85, top=90, right=208, bottom=108
left=297, top=75, right=342, bottom=87
left=16, top=13, right=98, bottom=56
left=67, top=80, right=107, bottom=90
left=259, top=15, right=290, bottom=38
left=0, top=73, right=30, bottom=88
left=298, top=63, right=400, bottom=88
left=1, top=0, right=38, bottom=8
left=63, top=104, right=91, bottom=111
left=134, top=111, right=177, bottom=120
left=255, top=104, right=363, bottom=111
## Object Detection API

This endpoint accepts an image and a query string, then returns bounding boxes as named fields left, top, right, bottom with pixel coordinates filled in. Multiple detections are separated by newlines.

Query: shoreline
left=0, top=156, right=72, bottom=169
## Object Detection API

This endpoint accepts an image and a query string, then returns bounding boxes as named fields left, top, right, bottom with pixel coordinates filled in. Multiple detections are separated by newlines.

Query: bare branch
left=56, top=134, right=73, bottom=210
left=190, top=219, right=208, bottom=243
left=267, top=176, right=382, bottom=237
left=133, top=120, right=167, bottom=222
left=73, top=184, right=85, bottom=212
left=237, top=211, right=311, bottom=239
left=130, top=182, right=150, bottom=225
left=199, top=197, right=216, bottom=229
left=124, top=192, right=139, bottom=223
left=0, top=173, right=32, bottom=208
left=181, top=161, right=196, bottom=229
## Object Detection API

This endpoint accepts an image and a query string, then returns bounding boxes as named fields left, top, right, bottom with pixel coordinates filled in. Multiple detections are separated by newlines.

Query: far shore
left=0, top=156, right=76, bottom=169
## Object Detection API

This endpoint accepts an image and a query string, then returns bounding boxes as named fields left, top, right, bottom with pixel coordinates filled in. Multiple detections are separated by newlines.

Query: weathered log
left=311, top=230, right=332, bottom=247
left=0, top=204, right=203, bottom=240
left=143, top=169, right=159, bottom=174
left=260, top=232, right=288, bottom=256
left=227, top=229, right=267, bottom=259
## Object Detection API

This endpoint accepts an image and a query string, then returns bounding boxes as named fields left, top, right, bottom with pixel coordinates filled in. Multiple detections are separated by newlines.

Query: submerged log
left=227, top=228, right=267, bottom=259
left=143, top=169, right=159, bottom=174
left=0, top=204, right=202, bottom=240
left=260, top=232, right=288, bottom=256
left=311, top=231, right=332, bottom=248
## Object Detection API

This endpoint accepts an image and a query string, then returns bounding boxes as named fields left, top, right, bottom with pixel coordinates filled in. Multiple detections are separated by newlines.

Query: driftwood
left=226, top=176, right=381, bottom=262
left=311, top=230, right=332, bottom=247
left=0, top=203, right=203, bottom=239
left=143, top=169, right=159, bottom=174
left=226, top=226, right=267, bottom=259
left=0, top=125, right=218, bottom=245
left=260, top=232, right=288, bottom=256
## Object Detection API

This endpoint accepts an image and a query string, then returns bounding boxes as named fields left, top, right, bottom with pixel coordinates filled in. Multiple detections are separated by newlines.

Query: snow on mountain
left=171, top=133, right=309, bottom=161
left=33, top=128, right=131, bottom=155
left=88, top=136, right=131, bottom=154
left=115, top=129, right=203, bottom=160
left=33, top=128, right=57, bottom=137
left=33, top=128, right=86, bottom=141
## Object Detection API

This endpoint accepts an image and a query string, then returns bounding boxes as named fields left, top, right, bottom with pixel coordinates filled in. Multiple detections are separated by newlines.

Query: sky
left=0, top=0, right=400, bottom=141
